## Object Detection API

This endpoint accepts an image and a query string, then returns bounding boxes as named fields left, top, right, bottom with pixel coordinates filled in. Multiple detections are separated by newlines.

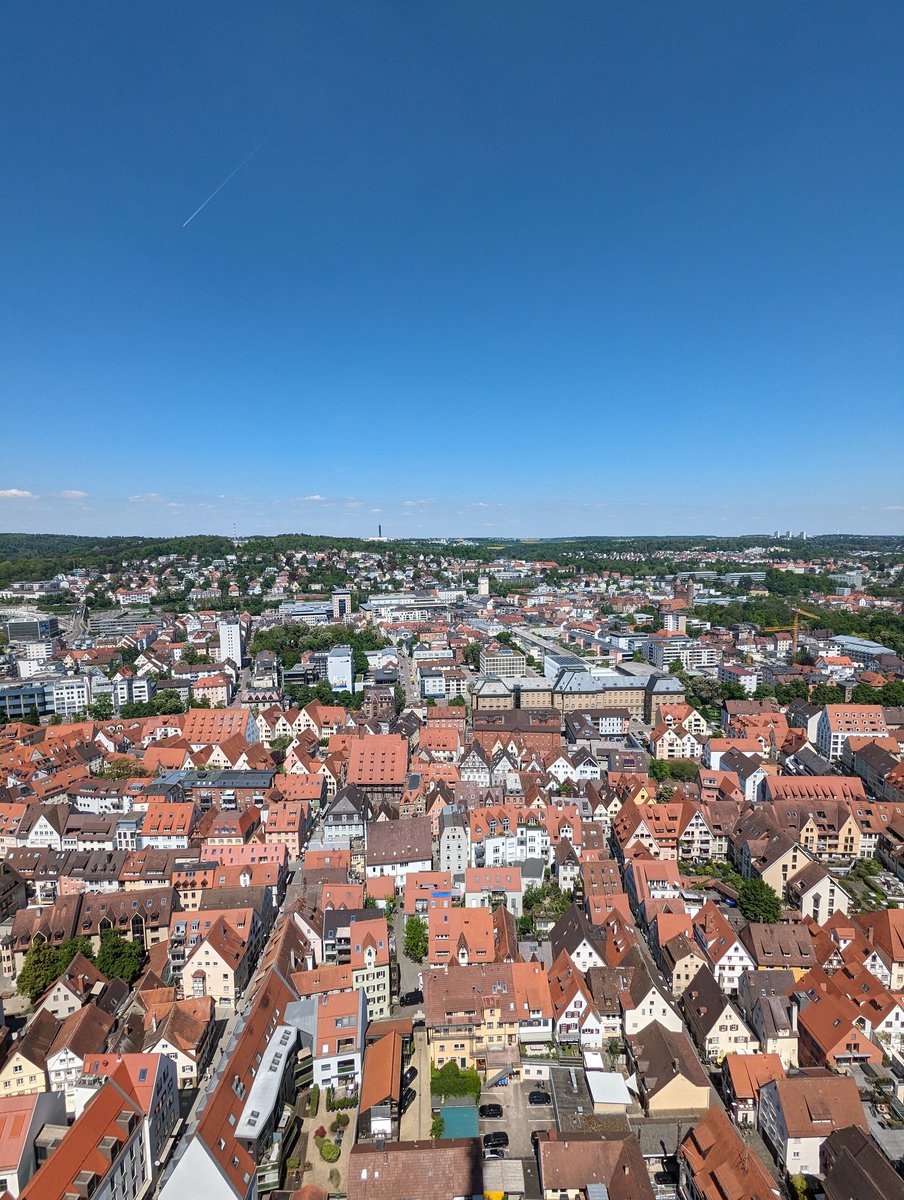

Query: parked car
left=479, top=1103, right=503, bottom=1119
left=483, top=1148, right=506, bottom=1161
left=483, top=1132, right=509, bottom=1149
left=528, top=1090, right=551, bottom=1105
left=401, top=1087, right=416, bottom=1112
left=400, top=989, right=423, bottom=1007
left=402, top=1065, right=418, bottom=1087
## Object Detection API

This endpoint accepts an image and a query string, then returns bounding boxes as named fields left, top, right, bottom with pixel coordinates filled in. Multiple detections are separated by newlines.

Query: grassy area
left=837, top=863, right=888, bottom=913
left=680, top=859, right=743, bottom=890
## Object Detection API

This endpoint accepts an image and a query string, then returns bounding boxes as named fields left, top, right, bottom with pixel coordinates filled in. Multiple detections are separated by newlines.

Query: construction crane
left=761, top=607, right=825, bottom=654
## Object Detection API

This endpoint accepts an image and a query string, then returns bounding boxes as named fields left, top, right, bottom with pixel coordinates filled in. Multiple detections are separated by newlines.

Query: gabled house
left=142, top=994, right=215, bottom=1089
left=365, top=814, right=434, bottom=887
left=322, top=784, right=369, bottom=841
left=680, top=1104, right=781, bottom=1200
left=310, top=987, right=367, bottom=1091
left=794, top=979, right=883, bottom=1069
left=627, top=1020, right=714, bottom=1118
left=661, top=932, right=708, bottom=998
left=619, top=956, right=683, bottom=1037
left=721, top=1053, right=785, bottom=1127
left=737, top=969, right=799, bottom=1068
left=182, top=916, right=252, bottom=1011
left=682, top=965, right=755, bottom=1063
left=693, top=901, right=754, bottom=993
left=549, top=904, right=607, bottom=973
left=0, top=1010, right=59, bottom=1096
left=758, top=1075, right=867, bottom=1177
left=548, top=950, right=604, bottom=1048
left=785, top=861, right=849, bottom=925
left=46, top=1004, right=115, bottom=1112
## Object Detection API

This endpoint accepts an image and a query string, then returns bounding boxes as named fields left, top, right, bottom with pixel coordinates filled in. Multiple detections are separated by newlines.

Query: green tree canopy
left=96, top=928, right=144, bottom=984
left=403, top=916, right=428, bottom=963
left=95, top=757, right=148, bottom=779
left=87, top=695, right=114, bottom=720
left=738, top=878, right=783, bottom=924
left=649, top=759, right=670, bottom=783
left=17, top=935, right=96, bottom=1004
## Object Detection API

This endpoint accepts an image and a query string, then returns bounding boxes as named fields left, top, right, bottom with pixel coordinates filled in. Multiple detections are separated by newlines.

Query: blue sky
left=2, top=2, right=902, bottom=538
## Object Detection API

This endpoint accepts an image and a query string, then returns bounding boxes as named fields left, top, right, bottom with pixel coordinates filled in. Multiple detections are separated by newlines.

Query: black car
left=402, top=1065, right=418, bottom=1087
left=479, top=1103, right=503, bottom=1119
left=399, top=989, right=423, bottom=1007
left=483, top=1132, right=509, bottom=1149
left=528, top=1090, right=551, bottom=1105
left=401, top=1087, right=416, bottom=1112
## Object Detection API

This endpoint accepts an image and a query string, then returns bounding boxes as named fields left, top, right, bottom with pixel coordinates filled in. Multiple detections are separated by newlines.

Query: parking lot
left=478, top=1077, right=556, bottom=1161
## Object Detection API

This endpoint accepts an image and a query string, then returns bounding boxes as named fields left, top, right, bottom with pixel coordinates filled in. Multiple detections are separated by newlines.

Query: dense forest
left=1, top=530, right=903, bottom=589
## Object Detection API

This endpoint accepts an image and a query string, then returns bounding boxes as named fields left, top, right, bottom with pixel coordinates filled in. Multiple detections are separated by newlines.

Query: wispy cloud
left=299, top=494, right=326, bottom=502
left=0, top=489, right=36, bottom=499
left=59, top=489, right=88, bottom=499
left=128, top=493, right=164, bottom=503
left=402, top=498, right=435, bottom=507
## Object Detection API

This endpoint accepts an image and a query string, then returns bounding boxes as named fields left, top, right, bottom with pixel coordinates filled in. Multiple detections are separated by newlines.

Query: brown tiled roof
left=346, top=1139, right=482, bottom=1200
left=50, top=1003, right=115, bottom=1060
left=358, top=1030, right=402, bottom=1114
left=14, top=1008, right=60, bottom=1070
left=822, top=1125, right=904, bottom=1200
left=144, top=995, right=214, bottom=1056
left=739, top=923, right=816, bottom=969
left=538, top=1131, right=653, bottom=1199
left=723, top=1053, right=785, bottom=1103
left=365, top=814, right=432, bottom=866
left=680, top=1105, right=779, bottom=1200
left=346, top=734, right=409, bottom=786
left=19, top=1076, right=144, bottom=1200
left=771, top=1075, right=867, bottom=1137
left=628, top=1021, right=712, bottom=1098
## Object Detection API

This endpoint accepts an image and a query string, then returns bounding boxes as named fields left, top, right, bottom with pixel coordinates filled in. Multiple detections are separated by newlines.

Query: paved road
left=400, top=1027, right=431, bottom=1139
left=393, top=912, right=423, bottom=999
left=398, top=648, right=422, bottom=707
left=70, top=600, right=88, bottom=640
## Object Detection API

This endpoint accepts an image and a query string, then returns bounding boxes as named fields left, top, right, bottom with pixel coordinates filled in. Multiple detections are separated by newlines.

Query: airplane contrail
left=182, top=137, right=269, bottom=228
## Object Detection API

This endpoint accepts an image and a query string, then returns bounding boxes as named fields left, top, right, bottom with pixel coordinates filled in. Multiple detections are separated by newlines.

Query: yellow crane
left=761, top=606, right=825, bottom=654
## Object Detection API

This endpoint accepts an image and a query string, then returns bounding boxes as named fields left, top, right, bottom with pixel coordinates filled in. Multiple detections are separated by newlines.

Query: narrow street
left=400, top=1027, right=431, bottom=1139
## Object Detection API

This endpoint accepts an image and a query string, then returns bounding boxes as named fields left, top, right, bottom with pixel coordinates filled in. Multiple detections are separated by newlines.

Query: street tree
left=738, top=878, right=783, bottom=924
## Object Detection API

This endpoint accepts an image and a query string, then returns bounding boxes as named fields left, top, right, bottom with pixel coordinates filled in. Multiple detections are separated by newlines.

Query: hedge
left=315, top=1137, right=341, bottom=1163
